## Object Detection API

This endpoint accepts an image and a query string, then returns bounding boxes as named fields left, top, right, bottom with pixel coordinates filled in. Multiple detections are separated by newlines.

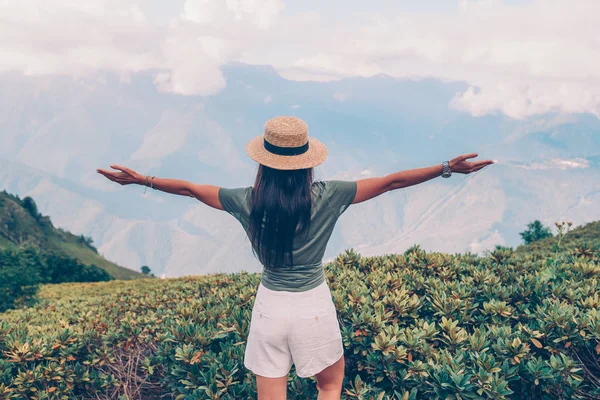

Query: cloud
left=268, top=0, right=600, bottom=119
left=0, top=0, right=283, bottom=96
left=1, top=0, right=599, bottom=118
left=183, top=0, right=283, bottom=30
left=514, top=158, right=590, bottom=170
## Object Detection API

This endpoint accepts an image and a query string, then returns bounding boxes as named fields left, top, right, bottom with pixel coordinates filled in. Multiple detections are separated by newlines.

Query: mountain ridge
left=0, top=63, right=599, bottom=277
left=0, top=189, right=141, bottom=280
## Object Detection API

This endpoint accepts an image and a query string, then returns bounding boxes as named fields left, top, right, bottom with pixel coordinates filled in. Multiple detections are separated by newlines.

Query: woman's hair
left=248, top=164, right=313, bottom=268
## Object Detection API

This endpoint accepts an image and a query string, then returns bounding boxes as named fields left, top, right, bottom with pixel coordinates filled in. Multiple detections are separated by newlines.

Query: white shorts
left=244, top=280, right=344, bottom=378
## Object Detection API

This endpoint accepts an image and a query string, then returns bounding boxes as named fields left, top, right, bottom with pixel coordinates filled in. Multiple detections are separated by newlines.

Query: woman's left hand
left=449, top=153, right=494, bottom=174
left=97, top=165, right=144, bottom=186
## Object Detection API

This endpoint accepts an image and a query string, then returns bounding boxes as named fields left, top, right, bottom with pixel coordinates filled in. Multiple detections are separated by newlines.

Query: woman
left=97, top=116, right=493, bottom=399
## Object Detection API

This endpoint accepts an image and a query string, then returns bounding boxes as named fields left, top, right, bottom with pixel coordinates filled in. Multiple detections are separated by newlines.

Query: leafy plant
left=520, top=220, right=553, bottom=245
left=1, top=221, right=600, bottom=398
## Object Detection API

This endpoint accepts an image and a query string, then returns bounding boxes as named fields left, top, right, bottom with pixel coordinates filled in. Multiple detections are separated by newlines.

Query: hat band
left=264, top=138, right=309, bottom=156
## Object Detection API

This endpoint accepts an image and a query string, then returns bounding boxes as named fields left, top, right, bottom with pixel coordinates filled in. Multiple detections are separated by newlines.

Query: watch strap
left=442, top=161, right=451, bottom=178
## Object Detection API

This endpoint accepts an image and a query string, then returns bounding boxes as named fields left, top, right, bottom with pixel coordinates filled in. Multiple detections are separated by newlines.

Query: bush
left=0, top=247, right=112, bottom=312
left=520, top=220, right=553, bottom=245
left=0, top=247, right=43, bottom=311
left=21, top=196, right=41, bottom=221
left=1, top=247, right=599, bottom=398
left=78, top=234, right=98, bottom=252
left=42, top=253, right=112, bottom=283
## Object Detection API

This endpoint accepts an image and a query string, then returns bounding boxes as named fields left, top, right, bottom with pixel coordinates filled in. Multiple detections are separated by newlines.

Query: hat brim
left=246, top=135, right=328, bottom=170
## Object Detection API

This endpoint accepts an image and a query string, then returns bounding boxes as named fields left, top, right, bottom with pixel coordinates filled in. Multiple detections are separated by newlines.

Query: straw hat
left=245, top=116, right=328, bottom=170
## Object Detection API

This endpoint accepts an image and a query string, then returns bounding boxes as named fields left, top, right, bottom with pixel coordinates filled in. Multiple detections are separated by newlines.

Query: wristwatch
left=441, top=161, right=451, bottom=178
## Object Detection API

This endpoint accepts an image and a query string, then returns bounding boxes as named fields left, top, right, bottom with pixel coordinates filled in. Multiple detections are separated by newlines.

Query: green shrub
left=1, top=246, right=600, bottom=399
left=0, top=247, right=42, bottom=311
left=520, top=220, right=553, bottom=245
left=21, top=197, right=41, bottom=221
left=0, top=247, right=112, bottom=312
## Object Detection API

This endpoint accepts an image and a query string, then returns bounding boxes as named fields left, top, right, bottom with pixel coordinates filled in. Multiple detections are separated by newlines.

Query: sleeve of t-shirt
left=324, top=180, right=357, bottom=217
left=218, top=187, right=252, bottom=223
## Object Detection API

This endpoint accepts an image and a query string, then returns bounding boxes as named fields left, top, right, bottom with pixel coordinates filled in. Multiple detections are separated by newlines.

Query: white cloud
left=0, top=0, right=283, bottom=96
left=551, top=158, right=590, bottom=170
left=515, top=158, right=590, bottom=170
left=267, top=0, right=600, bottom=119
left=1, top=0, right=599, bottom=118
left=264, top=95, right=272, bottom=104
left=183, top=0, right=283, bottom=29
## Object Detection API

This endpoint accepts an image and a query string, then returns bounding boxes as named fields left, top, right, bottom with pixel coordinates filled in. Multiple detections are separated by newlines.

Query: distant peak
left=223, top=62, right=281, bottom=76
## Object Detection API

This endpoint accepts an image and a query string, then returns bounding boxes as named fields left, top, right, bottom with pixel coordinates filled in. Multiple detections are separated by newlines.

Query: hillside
left=0, top=190, right=141, bottom=280
left=1, top=229, right=599, bottom=398
left=516, top=220, right=600, bottom=256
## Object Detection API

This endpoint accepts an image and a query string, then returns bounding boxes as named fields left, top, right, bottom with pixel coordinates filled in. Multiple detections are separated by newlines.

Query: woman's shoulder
left=312, top=180, right=357, bottom=215
left=312, top=180, right=356, bottom=195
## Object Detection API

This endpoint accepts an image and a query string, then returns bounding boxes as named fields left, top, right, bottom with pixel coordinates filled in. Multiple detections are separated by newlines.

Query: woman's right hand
left=449, top=153, right=494, bottom=174
left=97, top=164, right=144, bottom=185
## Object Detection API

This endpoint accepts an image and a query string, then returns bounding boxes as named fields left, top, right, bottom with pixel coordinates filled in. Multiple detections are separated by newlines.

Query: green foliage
left=520, top=220, right=553, bottom=245
left=517, top=221, right=600, bottom=262
left=0, top=247, right=42, bottom=312
left=0, top=247, right=112, bottom=312
left=0, top=190, right=141, bottom=280
left=77, top=234, right=97, bottom=252
left=141, top=265, right=151, bottom=275
left=41, top=252, right=113, bottom=284
left=21, top=197, right=41, bottom=221
left=1, top=234, right=600, bottom=399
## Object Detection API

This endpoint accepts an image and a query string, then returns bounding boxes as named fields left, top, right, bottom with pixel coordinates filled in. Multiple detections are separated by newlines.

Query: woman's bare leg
left=256, top=374, right=288, bottom=400
left=315, top=354, right=345, bottom=400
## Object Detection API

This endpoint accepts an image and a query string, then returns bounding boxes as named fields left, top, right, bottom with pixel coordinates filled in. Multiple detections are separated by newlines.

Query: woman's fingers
left=98, top=169, right=119, bottom=180
left=452, top=159, right=494, bottom=174
left=97, top=169, right=113, bottom=179
left=97, top=169, right=129, bottom=185
left=474, top=160, right=493, bottom=168
left=469, top=160, right=494, bottom=173
left=109, top=164, right=133, bottom=175
left=460, top=153, right=478, bottom=161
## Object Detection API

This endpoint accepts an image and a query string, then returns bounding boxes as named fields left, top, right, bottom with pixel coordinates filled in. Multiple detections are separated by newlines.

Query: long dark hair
left=248, top=164, right=313, bottom=268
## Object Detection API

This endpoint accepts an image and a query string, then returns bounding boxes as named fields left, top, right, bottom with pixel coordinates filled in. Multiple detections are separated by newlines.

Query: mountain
left=0, top=189, right=141, bottom=280
left=0, top=63, right=598, bottom=277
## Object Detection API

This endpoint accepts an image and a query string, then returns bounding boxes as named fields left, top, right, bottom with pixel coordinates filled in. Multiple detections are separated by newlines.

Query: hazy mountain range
left=1, top=63, right=599, bottom=277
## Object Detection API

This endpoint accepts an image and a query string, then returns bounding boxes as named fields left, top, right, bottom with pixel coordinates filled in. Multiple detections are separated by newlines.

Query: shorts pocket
left=295, top=297, right=337, bottom=320
left=294, top=307, right=340, bottom=335
left=251, top=294, right=272, bottom=317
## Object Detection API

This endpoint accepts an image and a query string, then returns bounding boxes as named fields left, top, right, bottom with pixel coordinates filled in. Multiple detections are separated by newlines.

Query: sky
left=1, top=0, right=598, bottom=119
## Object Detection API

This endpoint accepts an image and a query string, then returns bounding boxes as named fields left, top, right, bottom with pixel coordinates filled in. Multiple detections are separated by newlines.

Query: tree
left=520, top=220, right=553, bottom=244
left=0, top=247, right=43, bottom=311
left=22, top=196, right=40, bottom=221
left=141, top=265, right=151, bottom=275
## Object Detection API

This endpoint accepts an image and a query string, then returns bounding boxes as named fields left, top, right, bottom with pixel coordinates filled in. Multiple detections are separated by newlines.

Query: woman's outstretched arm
left=96, top=165, right=224, bottom=210
left=353, top=153, right=494, bottom=204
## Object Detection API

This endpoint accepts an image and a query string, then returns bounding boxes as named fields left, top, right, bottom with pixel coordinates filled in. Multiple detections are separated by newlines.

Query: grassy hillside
left=516, top=220, right=600, bottom=257
left=1, top=238, right=599, bottom=399
left=0, top=190, right=141, bottom=280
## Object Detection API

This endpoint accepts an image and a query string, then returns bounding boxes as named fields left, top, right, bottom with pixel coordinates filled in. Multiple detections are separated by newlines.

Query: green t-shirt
left=218, top=180, right=357, bottom=292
